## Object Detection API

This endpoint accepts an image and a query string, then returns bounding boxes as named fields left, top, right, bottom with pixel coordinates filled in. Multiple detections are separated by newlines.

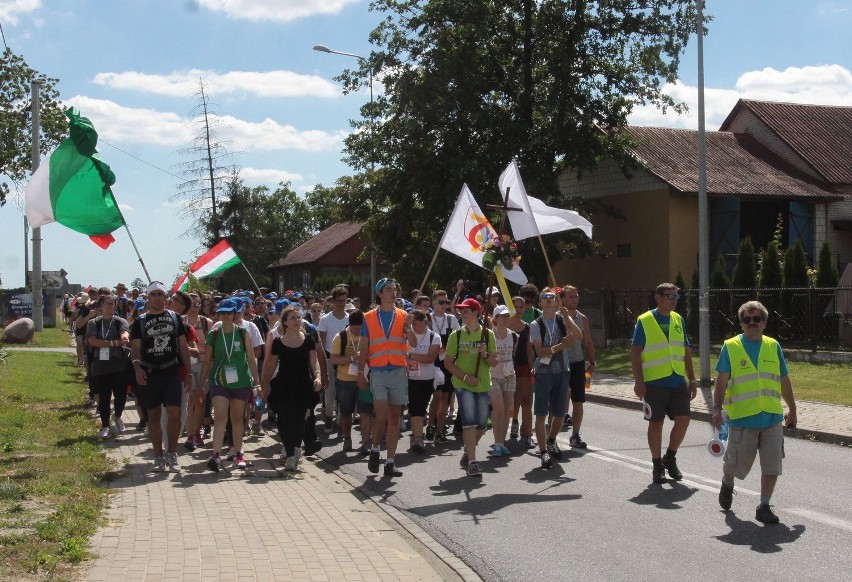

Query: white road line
left=785, top=508, right=852, bottom=532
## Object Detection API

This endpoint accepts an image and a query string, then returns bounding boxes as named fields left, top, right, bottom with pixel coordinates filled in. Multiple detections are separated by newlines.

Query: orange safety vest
left=364, top=307, right=409, bottom=367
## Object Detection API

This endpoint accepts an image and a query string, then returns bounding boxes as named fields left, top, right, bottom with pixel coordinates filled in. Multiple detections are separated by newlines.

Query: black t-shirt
left=75, top=304, right=91, bottom=333
left=130, top=310, right=187, bottom=368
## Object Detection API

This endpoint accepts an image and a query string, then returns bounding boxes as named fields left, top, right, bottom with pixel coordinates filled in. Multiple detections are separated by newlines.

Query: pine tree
left=758, top=241, right=783, bottom=289
left=731, top=236, right=757, bottom=289
left=816, top=241, right=839, bottom=287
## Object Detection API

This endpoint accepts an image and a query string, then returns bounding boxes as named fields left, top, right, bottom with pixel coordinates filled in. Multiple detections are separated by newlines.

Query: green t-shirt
left=521, top=306, right=542, bottom=324
left=206, top=327, right=252, bottom=389
left=447, top=326, right=496, bottom=393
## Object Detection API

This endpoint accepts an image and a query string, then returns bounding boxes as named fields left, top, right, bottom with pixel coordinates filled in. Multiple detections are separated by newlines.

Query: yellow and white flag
left=439, top=184, right=528, bottom=285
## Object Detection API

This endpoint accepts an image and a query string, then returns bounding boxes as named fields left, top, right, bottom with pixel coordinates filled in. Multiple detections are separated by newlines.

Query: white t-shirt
left=408, top=330, right=441, bottom=380
left=211, top=319, right=263, bottom=348
left=318, top=311, right=350, bottom=353
left=491, top=329, right=517, bottom=380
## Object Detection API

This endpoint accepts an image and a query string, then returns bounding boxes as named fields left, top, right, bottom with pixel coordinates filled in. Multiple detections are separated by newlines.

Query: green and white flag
left=26, top=107, right=124, bottom=248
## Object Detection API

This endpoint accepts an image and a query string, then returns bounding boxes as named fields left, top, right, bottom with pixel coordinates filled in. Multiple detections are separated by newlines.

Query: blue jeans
left=454, top=388, right=490, bottom=430
left=533, top=372, right=569, bottom=418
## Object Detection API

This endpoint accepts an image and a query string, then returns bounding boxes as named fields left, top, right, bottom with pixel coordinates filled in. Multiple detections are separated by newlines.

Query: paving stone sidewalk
left=82, top=407, right=478, bottom=582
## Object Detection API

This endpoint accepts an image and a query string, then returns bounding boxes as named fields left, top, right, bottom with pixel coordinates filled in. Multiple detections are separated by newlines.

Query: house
left=553, top=99, right=849, bottom=290
left=267, top=221, right=374, bottom=302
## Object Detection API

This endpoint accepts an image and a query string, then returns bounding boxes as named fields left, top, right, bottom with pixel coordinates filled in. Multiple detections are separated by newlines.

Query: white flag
left=439, top=184, right=528, bottom=285
left=498, top=159, right=593, bottom=240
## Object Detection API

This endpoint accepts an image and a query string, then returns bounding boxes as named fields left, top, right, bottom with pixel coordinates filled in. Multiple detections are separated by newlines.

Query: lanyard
left=347, top=329, right=361, bottom=354
left=100, top=318, right=112, bottom=340
left=379, top=308, right=397, bottom=339
left=544, top=317, right=558, bottom=346
left=220, top=328, right=238, bottom=363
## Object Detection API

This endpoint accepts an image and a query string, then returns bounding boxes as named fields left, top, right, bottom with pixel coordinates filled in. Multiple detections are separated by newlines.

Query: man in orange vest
left=357, top=278, right=414, bottom=478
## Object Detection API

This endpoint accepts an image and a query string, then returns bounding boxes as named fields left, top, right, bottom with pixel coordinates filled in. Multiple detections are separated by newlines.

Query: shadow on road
left=629, top=481, right=698, bottom=509
left=715, top=511, right=806, bottom=553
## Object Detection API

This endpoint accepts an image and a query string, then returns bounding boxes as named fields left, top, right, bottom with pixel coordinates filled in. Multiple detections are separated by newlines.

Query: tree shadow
left=714, top=510, right=806, bottom=553
left=629, top=481, right=699, bottom=509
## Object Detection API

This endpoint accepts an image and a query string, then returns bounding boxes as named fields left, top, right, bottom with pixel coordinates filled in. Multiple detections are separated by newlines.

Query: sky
left=1, top=0, right=850, bottom=292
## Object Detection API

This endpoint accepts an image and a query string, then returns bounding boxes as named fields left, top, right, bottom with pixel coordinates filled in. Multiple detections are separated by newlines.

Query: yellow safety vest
left=638, top=310, right=686, bottom=382
left=722, top=336, right=783, bottom=420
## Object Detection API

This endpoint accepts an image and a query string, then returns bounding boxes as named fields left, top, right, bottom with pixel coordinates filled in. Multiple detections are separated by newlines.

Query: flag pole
left=121, top=223, right=152, bottom=282
left=417, top=243, right=442, bottom=298
left=535, top=233, right=558, bottom=288
left=240, top=262, right=263, bottom=297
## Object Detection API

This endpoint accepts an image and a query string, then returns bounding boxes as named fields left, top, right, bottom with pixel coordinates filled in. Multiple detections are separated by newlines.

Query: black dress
left=270, top=334, right=316, bottom=456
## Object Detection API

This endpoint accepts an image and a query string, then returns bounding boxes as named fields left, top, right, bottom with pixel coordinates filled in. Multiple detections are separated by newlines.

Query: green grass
left=28, top=327, right=74, bottom=349
left=596, top=345, right=852, bottom=406
left=0, top=351, right=113, bottom=580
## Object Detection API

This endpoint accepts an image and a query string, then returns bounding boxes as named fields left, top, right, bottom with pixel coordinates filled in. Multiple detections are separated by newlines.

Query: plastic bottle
left=253, top=387, right=266, bottom=414
left=718, top=410, right=728, bottom=441
left=584, top=371, right=592, bottom=391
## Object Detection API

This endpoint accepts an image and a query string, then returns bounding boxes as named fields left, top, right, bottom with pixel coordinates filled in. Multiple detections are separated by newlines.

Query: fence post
left=809, top=287, right=819, bottom=352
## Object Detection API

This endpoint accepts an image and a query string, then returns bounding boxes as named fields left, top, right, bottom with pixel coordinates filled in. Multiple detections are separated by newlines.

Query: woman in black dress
left=261, top=306, right=322, bottom=471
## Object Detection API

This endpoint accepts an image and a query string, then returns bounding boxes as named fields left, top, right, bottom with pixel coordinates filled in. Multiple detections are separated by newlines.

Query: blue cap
left=216, top=297, right=242, bottom=313
left=375, top=278, right=395, bottom=294
left=240, top=296, right=252, bottom=308
left=135, top=299, right=146, bottom=310
left=264, top=292, right=278, bottom=300
left=292, top=292, right=303, bottom=299
left=274, top=298, right=292, bottom=314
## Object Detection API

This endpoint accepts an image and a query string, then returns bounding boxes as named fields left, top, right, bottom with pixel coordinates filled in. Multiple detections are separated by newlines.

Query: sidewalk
left=82, top=406, right=480, bottom=582
left=587, top=373, right=852, bottom=447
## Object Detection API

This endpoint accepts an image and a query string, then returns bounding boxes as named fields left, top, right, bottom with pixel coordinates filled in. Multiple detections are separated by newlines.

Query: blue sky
left=1, top=0, right=850, bottom=291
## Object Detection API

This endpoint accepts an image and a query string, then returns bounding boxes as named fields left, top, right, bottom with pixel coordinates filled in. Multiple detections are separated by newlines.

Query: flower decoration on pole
left=480, top=233, right=521, bottom=271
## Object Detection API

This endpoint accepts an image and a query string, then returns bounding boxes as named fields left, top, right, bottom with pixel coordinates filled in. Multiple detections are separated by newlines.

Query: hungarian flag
left=25, top=107, right=124, bottom=249
left=172, top=240, right=242, bottom=293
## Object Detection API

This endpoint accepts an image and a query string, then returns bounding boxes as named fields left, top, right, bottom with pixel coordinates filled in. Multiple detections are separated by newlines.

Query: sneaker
left=384, top=462, right=403, bottom=477
left=499, top=444, right=511, bottom=456
left=284, top=455, right=298, bottom=471
left=399, top=416, right=407, bottom=433
left=136, top=420, right=147, bottom=432
left=324, top=416, right=334, bottom=434
left=510, top=419, right=519, bottom=439
left=411, top=436, right=425, bottom=454
left=662, top=451, right=683, bottom=481
left=522, top=436, right=536, bottom=449
left=304, top=440, right=323, bottom=456
left=152, top=456, right=165, bottom=472
left=267, top=411, right=278, bottom=424
left=226, top=449, right=237, bottom=461
left=84, top=397, right=97, bottom=409
left=434, top=431, right=449, bottom=444
left=547, top=439, right=562, bottom=460
left=488, top=444, right=507, bottom=457
left=719, top=481, right=735, bottom=510
left=485, top=417, right=493, bottom=430
left=425, top=424, right=436, bottom=441
left=569, top=434, right=588, bottom=449
left=183, top=437, right=196, bottom=452
left=563, top=413, right=573, bottom=427
left=113, top=415, right=125, bottom=433
left=357, top=442, right=370, bottom=455
left=540, top=450, right=552, bottom=469
left=202, top=424, right=212, bottom=438
left=98, top=426, right=111, bottom=439
left=368, top=450, right=381, bottom=473
left=234, top=452, right=247, bottom=469
left=467, top=461, right=483, bottom=477
left=250, top=420, right=262, bottom=436
left=343, top=438, right=354, bottom=452
left=460, top=451, right=469, bottom=468
left=206, top=455, right=222, bottom=473
left=167, top=452, right=181, bottom=472
left=755, top=504, right=779, bottom=524
left=652, top=459, right=665, bottom=483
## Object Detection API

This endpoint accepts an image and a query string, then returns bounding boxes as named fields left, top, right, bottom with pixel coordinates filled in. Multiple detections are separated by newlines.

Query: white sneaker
left=98, top=426, right=111, bottom=439
left=166, top=452, right=181, bottom=472
left=151, top=456, right=165, bottom=472
left=284, top=456, right=298, bottom=471
left=113, top=415, right=125, bottom=433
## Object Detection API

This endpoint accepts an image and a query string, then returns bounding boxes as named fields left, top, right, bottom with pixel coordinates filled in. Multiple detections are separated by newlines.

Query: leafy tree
left=1, top=48, right=67, bottom=207
left=731, top=236, right=756, bottom=289
left=304, top=181, right=351, bottom=233
left=758, top=241, right=782, bottom=289
left=816, top=241, right=839, bottom=287
left=783, top=240, right=809, bottom=288
left=335, top=0, right=699, bottom=286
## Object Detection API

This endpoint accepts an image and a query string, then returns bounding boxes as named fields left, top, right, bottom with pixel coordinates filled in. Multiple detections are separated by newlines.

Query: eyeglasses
left=660, top=293, right=680, bottom=300
left=741, top=315, right=764, bottom=324
left=540, top=293, right=556, bottom=300
left=436, top=300, right=450, bottom=305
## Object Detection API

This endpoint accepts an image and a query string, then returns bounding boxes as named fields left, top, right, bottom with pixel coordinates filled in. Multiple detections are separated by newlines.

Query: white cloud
left=93, top=69, right=340, bottom=99
left=0, top=0, right=40, bottom=25
left=196, top=0, right=360, bottom=22
left=240, top=167, right=303, bottom=185
left=65, top=96, right=347, bottom=152
left=118, top=203, right=135, bottom=213
left=628, top=64, right=852, bottom=130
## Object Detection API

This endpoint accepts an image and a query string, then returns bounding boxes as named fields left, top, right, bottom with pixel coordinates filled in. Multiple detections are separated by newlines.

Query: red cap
left=455, top=297, right=482, bottom=312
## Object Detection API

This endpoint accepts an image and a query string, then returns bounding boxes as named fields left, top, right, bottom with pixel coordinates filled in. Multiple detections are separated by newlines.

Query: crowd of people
left=66, top=276, right=796, bottom=524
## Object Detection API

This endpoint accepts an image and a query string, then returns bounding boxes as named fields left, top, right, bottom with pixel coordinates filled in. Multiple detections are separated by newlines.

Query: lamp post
left=313, top=44, right=377, bottom=300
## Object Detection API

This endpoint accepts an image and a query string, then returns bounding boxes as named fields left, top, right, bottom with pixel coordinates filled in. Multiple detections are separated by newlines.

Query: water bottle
left=584, top=371, right=592, bottom=391
left=253, top=387, right=266, bottom=414
left=718, top=410, right=728, bottom=441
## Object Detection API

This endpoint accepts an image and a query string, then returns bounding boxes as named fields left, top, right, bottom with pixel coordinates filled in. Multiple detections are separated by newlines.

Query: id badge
left=408, top=360, right=421, bottom=377
left=99, top=347, right=110, bottom=360
left=539, top=356, right=552, bottom=365
left=224, top=365, right=239, bottom=385
left=348, top=362, right=359, bottom=376
left=190, top=356, right=199, bottom=366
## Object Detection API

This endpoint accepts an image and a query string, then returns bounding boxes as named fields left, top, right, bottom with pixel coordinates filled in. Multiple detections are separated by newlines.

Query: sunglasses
left=540, top=293, right=556, bottom=300
left=660, top=293, right=680, bottom=300
left=741, top=315, right=764, bottom=324
left=436, top=300, right=450, bottom=305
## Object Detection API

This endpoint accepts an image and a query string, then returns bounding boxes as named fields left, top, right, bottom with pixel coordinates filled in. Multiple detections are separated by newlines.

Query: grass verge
left=0, top=351, right=113, bottom=581
left=596, top=345, right=852, bottom=406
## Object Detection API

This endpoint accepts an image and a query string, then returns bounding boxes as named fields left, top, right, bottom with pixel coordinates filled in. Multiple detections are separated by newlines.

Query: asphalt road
left=315, top=402, right=852, bottom=581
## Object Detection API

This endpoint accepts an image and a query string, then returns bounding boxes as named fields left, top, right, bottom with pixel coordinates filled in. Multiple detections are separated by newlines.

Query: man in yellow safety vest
left=630, top=283, right=697, bottom=484
left=712, top=300, right=797, bottom=524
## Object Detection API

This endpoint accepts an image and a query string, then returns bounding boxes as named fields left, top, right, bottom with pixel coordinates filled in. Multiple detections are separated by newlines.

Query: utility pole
left=31, top=81, right=44, bottom=331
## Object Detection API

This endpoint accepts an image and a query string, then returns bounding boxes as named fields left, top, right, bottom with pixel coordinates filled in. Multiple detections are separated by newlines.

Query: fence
left=599, top=287, right=852, bottom=351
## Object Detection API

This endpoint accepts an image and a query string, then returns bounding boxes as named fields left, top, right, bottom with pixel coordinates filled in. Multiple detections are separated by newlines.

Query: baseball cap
left=493, top=305, right=510, bottom=317
left=455, top=297, right=482, bottom=312
left=274, top=298, right=292, bottom=314
left=485, top=286, right=500, bottom=296
left=375, top=278, right=396, bottom=294
left=216, top=297, right=242, bottom=313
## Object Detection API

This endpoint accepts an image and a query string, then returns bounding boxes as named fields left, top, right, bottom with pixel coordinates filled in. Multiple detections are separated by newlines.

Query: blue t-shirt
left=632, top=309, right=690, bottom=388
left=716, top=334, right=787, bottom=429
left=361, top=308, right=404, bottom=371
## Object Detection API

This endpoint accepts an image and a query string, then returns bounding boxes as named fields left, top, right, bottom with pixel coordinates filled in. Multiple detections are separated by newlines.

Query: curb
left=316, top=457, right=484, bottom=582
left=586, top=393, right=852, bottom=448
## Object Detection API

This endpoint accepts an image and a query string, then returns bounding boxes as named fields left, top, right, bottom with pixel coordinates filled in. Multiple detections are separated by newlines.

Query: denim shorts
left=369, top=367, right=408, bottom=405
left=454, top=388, right=490, bottom=430
left=337, top=379, right=358, bottom=416
left=533, top=372, right=569, bottom=417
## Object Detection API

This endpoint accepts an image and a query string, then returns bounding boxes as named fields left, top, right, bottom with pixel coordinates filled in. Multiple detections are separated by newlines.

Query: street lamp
left=313, top=44, right=377, bottom=301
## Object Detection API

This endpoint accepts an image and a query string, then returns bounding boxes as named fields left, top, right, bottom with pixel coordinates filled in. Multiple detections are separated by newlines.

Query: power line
left=99, top=139, right=185, bottom=181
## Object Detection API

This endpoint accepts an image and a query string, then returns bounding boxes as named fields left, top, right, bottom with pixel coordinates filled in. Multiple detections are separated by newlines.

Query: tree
left=172, top=81, right=237, bottom=240
left=816, top=241, right=839, bottom=288
left=336, top=0, right=699, bottom=286
left=711, top=254, right=732, bottom=339
left=1, top=48, right=67, bottom=207
left=731, top=236, right=756, bottom=289
left=783, top=240, right=809, bottom=288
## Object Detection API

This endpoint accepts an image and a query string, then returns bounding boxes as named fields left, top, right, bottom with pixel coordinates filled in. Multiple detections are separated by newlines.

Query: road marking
left=785, top=508, right=852, bottom=531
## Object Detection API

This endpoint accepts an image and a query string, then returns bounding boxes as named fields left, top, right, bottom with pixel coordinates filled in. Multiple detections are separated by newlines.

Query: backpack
left=210, top=325, right=248, bottom=358
left=450, top=328, right=506, bottom=359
